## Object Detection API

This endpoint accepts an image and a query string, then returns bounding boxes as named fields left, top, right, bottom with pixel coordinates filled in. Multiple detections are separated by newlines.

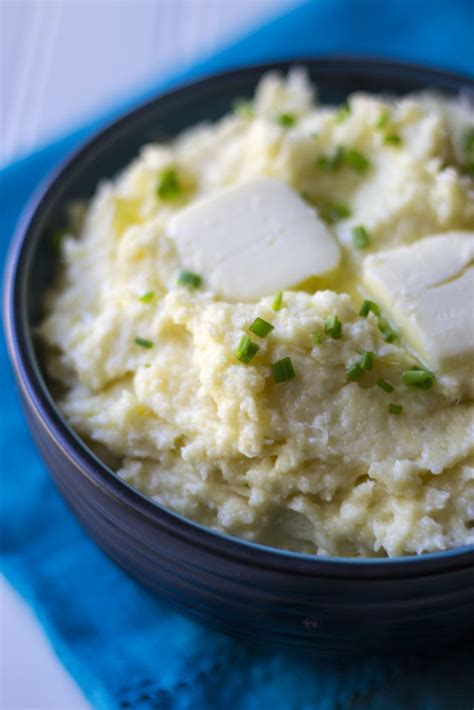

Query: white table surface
left=0, top=1, right=294, bottom=707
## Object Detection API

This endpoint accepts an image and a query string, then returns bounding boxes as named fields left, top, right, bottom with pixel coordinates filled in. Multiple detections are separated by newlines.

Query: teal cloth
left=1, top=2, right=474, bottom=708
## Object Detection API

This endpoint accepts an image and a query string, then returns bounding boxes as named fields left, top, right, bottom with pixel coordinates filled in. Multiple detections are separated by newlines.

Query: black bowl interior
left=10, top=57, right=474, bottom=570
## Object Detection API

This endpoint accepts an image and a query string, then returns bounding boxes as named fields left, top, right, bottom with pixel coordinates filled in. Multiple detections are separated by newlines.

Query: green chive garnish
left=317, top=146, right=369, bottom=174
left=317, top=156, right=338, bottom=172
left=327, top=202, right=351, bottom=222
left=387, top=402, right=403, bottom=415
left=317, top=145, right=345, bottom=172
left=249, top=317, right=274, bottom=338
left=377, top=317, right=397, bottom=343
left=51, top=228, right=69, bottom=255
left=134, top=337, right=153, bottom=349
left=324, top=314, right=342, bottom=339
left=352, top=225, right=370, bottom=249
left=311, top=331, right=323, bottom=345
left=345, top=149, right=370, bottom=174
left=157, top=167, right=182, bottom=200
left=463, top=128, right=474, bottom=157
left=233, top=99, right=254, bottom=119
left=271, top=356, right=295, bottom=383
left=277, top=113, right=296, bottom=128
left=376, top=110, right=390, bottom=130
left=177, top=270, right=202, bottom=289
left=359, top=350, right=375, bottom=371
left=359, top=299, right=380, bottom=317
left=336, top=103, right=351, bottom=122
left=236, top=335, right=260, bottom=364
left=346, top=362, right=364, bottom=381
left=384, top=134, right=402, bottom=146
left=272, top=291, right=283, bottom=311
left=462, top=129, right=474, bottom=174
left=402, top=367, right=435, bottom=389
left=377, top=378, right=394, bottom=393
left=140, top=291, right=155, bottom=303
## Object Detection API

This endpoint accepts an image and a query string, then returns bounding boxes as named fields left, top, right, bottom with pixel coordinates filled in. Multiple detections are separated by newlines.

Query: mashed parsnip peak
left=39, top=69, right=474, bottom=557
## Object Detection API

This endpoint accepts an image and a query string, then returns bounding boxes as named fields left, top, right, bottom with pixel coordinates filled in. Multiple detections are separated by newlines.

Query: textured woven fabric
left=1, top=2, right=473, bottom=708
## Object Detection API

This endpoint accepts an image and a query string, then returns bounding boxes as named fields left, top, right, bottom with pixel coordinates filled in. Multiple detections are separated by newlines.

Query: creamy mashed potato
left=40, top=70, right=474, bottom=557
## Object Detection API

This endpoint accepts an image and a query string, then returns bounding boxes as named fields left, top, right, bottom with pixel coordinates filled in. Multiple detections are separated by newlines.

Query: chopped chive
left=271, top=356, right=295, bottom=383
left=377, top=378, right=394, bottom=393
left=346, top=362, right=364, bottom=381
left=134, top=337, right=153, bottom=349
left=376, top=110, right=390, bottom=130
left=317, top=146, right=369, bottom=174
left=157, top=167, right=182, bottom=200
left=272, top=291, right=283, bottom=311
left=377, top=317, right=397, bottom=342
left=332, top=145, right=345, bottom=167
left=317, top=155, right=337, bottom=172
left=461, top=161, right=474, bottom=177
left=249, top=317, right=274, bottom=338
left=352, top=225, right=370, bottom=249
left=383, top=133, right=402, bottom=146
left=463, top=128, right=474, bottom=157
left=140, top=290, right=155, bottom=303
left=336, top=103, right=351, bottom=122
left=345, top=148, right=370, bottom=174
left=359, top=299, right=380, bottom=317
left=311, top=331, right=323, bottom=345
left=402, top=367, right=435, bottom=389
left=333, top=146, right=346, bottom=166
left=277, top=112, right=296, bottom=128
left=327, top=202, right=351, bottom=222
left=324, top=314, right=342, bottom=339
left=177, top=270, right=202, bottom=289
left=233, top=99, right=254, bottom=119
left=236, top=335, right=260, bottom=364
left=317, top=145, right=345, bottom=172
left=51, top=228, right=69, bottom=255
left=359, top=350, right=375, bottom=371
left=387, top=402, right=403, bottom=415
left=462, top=129, right=474, bottom=175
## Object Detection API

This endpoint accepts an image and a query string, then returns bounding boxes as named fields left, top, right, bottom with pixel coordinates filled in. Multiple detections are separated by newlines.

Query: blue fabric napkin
left=1, top=2, right=474, bottom=708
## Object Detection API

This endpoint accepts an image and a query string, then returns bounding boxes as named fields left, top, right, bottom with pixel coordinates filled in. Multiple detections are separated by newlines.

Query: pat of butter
left=363, top=232, right=474, bottom=369
left=168, top=177, right=341, bottom=301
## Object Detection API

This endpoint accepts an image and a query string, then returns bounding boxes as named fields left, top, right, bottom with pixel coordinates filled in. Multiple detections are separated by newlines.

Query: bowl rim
left=4, top=56, right=474, bottom=577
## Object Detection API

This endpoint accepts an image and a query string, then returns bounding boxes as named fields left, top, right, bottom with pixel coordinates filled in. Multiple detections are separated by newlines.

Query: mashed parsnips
left=40, top=70, right=474, bottom=557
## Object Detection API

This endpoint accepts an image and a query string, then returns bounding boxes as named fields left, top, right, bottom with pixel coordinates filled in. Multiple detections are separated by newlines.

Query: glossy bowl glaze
left=4, top=58, right=474, bottom=654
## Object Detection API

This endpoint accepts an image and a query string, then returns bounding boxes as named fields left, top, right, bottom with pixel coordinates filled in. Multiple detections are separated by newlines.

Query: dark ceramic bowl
left=4, top=58, right=474, bottom=654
